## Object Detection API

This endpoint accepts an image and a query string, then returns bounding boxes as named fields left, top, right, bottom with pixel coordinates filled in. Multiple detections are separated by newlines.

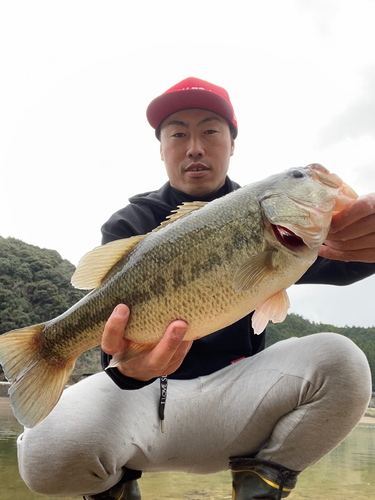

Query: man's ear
left=230, top=138, right=235, bottom=157
left=160, top=143, right=164, bottom=161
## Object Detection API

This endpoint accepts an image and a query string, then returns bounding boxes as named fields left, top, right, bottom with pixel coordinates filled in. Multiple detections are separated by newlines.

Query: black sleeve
left=101, top=206, right=148, bottom=244
left=297, top=256, right=375, bottom=286
left=101, top=202, right=167, bottom=244
left=101, top=350, right=157, bottom=390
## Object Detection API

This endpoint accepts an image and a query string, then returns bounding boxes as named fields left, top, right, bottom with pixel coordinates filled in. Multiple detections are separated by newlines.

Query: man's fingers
left=318, top=244, right=375, bottom=263
left=330, top=194, right=375, bottom=234
left=144, top=320, right=189, bottom=370
left=166, top=339, right=194, bottom=372
left=323, top=233, right=375, bottom=251
left=320, top=193, right=375, bottom=263
left=327, top=214, right=375, bottom=242
left=102, top=309, right=191, bottom=380
left=101, top=304, right=130, bottom=355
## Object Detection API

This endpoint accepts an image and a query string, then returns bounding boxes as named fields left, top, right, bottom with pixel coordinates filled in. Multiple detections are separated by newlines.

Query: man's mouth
left=185, top=163, right=209, bottom=172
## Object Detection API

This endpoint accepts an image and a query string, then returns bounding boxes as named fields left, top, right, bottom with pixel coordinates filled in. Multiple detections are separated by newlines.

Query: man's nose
left=186, top=136, right=205, bottom=159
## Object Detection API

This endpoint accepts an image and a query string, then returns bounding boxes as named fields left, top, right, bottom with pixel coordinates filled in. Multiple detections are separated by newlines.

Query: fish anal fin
left=0, top=324, right=76, bottom=428
left=154, top=201, right=208, bottom=232
left=71, top=235, right=145, bottom=290
left=107, top=341, right=158, bottom=368
left=233, top=250, right=275, bottom=292
left=252, top=289, right=290, bottom=334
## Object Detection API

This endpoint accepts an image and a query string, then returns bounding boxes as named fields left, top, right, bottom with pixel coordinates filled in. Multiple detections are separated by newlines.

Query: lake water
left=0, top=399, right=374, bottom=500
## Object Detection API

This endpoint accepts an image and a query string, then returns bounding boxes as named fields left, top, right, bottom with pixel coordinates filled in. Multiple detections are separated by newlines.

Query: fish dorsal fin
left=252, top=289, right=290, bottom=334
left=72, top=202, right=208, bottom=289
left=71, top=235, right=145, bottom=290
left=154, top=201, right=208, bottom=232
left=233, top=250, right=275, bottom=292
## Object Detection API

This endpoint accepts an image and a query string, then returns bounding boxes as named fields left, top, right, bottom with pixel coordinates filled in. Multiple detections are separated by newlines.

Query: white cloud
left=319, top=66, right=375, bottom=147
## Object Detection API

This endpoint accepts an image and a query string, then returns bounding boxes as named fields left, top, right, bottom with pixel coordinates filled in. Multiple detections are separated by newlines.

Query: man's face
left=159, top=108, right=235, bottom=198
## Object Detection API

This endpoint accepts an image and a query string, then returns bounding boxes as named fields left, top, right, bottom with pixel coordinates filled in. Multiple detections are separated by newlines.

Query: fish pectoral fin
left=0, top=324, right=76, bottom=428
left=154, top=201, right=208, bottom=231
left=252, top=289, right=290, bottom=334
left=107, top=341, right=158, bottom=368
left=233, top=250, right=275, bottom=292
left=71, top=235, right=146, bottom=289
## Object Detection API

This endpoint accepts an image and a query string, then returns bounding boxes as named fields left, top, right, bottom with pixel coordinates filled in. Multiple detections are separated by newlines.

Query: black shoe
left=230, top=457, right=300, bottom=500
left=83, top=467, right=142, bottom=500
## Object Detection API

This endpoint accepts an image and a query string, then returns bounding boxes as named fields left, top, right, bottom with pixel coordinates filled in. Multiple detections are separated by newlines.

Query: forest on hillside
left=0, top=236, right=374, bottom=388
left=0, top=236, right=101, bottom=381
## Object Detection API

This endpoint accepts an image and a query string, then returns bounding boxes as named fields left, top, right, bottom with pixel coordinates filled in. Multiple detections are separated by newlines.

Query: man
left=17, top=78, right=374, bottom=500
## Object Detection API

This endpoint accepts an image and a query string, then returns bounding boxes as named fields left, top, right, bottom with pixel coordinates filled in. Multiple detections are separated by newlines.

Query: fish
left=0, top=164, right=357, bottom=428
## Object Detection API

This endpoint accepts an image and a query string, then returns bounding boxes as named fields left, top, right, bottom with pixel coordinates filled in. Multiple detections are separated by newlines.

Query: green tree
left=267, top=314, right=375, bottom=390
left=0, top=236, right=92, bottom=382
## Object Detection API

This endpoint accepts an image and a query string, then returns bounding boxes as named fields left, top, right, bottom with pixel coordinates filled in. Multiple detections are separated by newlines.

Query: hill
left=267, top=314, right=375, bottom=391
left=0, top=236, right=374, bottom=388
left=0, top=236, right=101, bottom=382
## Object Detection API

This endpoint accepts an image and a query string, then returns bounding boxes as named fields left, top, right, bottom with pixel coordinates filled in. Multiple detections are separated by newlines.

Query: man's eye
left=204, top=129, right=218, bottom=135
left=172, top=132, right=186, bottom=138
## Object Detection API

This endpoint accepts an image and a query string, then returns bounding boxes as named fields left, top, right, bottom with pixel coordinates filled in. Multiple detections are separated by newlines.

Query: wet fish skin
left=0, top=164, right=357, bottom=428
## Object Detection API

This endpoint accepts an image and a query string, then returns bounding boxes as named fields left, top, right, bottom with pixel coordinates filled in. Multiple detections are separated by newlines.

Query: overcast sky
left=1, top=0, right=375, bottom=328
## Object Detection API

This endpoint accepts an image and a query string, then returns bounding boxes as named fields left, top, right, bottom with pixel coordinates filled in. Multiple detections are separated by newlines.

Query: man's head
left=146, top=77, right=237, bottom=198
left=147, top=77, right=238, bottom=140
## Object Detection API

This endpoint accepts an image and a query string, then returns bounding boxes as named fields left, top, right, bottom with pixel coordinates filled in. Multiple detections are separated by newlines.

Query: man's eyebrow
left=165, top=116, right=222, bottom=128
left=197, top=117, right=221, bottom=126
left=165, top=119, right=189, bottom=128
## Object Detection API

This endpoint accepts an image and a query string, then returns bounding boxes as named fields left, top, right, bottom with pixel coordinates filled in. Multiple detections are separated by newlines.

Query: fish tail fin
left=0, top=324, right=76, bottom=428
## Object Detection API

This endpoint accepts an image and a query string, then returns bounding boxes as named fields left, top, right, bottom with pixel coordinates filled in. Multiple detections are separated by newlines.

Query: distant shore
left=1, top=396, right=374, bottom=425
left=361, top=415, right=375, bottom=425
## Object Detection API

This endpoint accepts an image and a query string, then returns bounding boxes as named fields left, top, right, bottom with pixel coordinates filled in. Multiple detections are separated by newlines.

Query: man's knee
left=17, top=426, right=112, bottom=496
left=17, top=431, right=61, bottom=495
left=297, top=332, right=371, bottom=406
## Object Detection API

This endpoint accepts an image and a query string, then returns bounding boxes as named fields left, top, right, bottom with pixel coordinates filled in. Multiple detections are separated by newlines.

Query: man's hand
left=102, top=304, right=193, bottom=381
left=319, top=193, right=375, bottom=263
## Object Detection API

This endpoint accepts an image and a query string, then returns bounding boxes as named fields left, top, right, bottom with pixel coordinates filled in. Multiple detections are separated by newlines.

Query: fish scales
left=37, top=189, right=262, bottom=358
left=111, top=190, right=264, bottom=342
left=0, top=164, right=358, bottom=427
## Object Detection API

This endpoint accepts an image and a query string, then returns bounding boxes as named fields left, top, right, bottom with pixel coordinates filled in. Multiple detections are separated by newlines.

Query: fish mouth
left=309, top=163, right=358, bottom=211
left=272, top=225, right=306, bottom=251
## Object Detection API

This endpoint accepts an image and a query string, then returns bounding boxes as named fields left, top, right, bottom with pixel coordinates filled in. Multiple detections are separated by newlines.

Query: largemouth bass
left=0, top=164, right=357, bottom=428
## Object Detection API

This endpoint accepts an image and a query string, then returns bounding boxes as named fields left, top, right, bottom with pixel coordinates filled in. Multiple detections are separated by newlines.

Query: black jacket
left=101, top=177, right=375, bottom=389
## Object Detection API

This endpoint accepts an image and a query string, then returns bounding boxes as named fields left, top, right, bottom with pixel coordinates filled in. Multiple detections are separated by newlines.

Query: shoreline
left=1, top=397, right=374, bottom=425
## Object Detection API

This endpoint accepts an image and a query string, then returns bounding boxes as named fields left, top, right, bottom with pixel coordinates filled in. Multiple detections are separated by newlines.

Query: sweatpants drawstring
left=159, top=375, right=168, bottom=433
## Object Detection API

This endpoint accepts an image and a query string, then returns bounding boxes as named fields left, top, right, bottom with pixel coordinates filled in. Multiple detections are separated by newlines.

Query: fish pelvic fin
left=252, top=289, right=290, bottom=334
left=233, top=250, right=275, bottom=292
left=0, top=324, right=76, bottom=428
left=107, top=341, right=158, bottom=369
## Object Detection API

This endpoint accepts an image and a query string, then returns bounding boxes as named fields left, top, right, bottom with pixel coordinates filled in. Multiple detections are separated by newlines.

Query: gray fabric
left=17, top=333, right=371, bottom=497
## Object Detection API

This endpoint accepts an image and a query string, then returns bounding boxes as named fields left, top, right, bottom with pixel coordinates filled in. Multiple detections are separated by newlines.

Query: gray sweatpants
left=17, top=333, right=372, bottom=497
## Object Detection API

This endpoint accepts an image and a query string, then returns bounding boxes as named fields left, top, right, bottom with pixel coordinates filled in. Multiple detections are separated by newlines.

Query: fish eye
left=291, top=169, right=305, bottom=179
